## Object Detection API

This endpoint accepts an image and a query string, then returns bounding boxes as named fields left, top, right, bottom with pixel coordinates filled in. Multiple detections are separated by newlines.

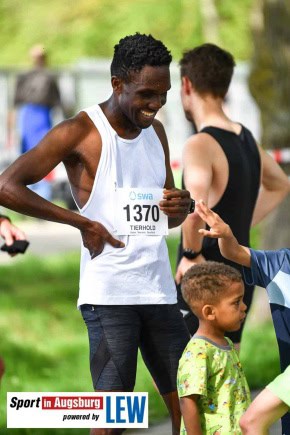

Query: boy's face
left=114, top=65, right=170, bottom=129
left=213, top=281, right=247, bottom=332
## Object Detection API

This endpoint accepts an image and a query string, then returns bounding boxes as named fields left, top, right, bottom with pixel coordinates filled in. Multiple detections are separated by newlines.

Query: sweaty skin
left=0, top=65, right=191, bottom=258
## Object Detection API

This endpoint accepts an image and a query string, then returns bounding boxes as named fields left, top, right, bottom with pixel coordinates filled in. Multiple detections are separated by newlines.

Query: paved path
left=0, top=219, right=81, bottom=264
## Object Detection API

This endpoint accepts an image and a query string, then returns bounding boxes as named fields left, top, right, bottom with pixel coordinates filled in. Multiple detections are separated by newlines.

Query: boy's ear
left=202, top=304, right=216, bottom=321
left=111, top=76, right=123, bottom=94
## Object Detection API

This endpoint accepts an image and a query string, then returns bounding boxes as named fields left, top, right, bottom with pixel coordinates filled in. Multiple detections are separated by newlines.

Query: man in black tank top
left=176, top=44, right=289, bottom=348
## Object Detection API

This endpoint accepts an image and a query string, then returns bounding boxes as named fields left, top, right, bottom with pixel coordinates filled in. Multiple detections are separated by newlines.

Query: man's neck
left=188, top=93, right=230, bottom=132
left=100, top=98, right=141, bottom=139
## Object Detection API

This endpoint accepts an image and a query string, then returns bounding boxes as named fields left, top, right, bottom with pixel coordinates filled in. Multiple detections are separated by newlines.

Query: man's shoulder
left=183, top=132, right=217, bottom=161
left=55, top=112, right=99, bottom=145
left=152, top=118, right=165, bottom=136
left=69, top=111, right=96, bottom=131
left=185, top=131, right=218, bottom=148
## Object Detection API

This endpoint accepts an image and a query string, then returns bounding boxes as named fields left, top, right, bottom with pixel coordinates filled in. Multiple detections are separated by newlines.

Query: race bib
left=114, top=188, right=168, bottom=236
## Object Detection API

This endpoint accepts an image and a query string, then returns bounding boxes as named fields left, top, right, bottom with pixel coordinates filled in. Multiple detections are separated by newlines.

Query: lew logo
left=129, top=191, right=153, bottom=200
left=106, top=395, right=147, bottom=424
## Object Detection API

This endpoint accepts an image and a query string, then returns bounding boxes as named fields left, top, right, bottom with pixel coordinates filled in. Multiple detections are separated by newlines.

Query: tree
left=249, top=0, right=290, bottom=249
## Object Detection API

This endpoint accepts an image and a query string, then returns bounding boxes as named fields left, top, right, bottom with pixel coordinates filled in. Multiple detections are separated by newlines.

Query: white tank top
left=76, top=104, right=176, bottom=306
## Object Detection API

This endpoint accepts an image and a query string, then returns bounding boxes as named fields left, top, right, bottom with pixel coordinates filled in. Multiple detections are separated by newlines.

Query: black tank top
left=177, top=125, right=261, bottom=266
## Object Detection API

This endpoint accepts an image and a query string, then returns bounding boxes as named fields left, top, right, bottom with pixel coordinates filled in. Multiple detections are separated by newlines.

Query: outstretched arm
left=196, top=201, right=251, bottom=267
left=252, top=146, right=290, bottom=226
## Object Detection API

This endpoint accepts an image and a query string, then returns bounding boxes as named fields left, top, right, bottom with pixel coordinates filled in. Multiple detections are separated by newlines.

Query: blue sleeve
left=243, top=249, right=287, bottom=288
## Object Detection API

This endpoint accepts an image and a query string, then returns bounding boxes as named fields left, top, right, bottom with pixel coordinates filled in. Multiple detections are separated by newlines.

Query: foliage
left=240, top=320, right=280, bottom=390
left=0, top=0, right=254, bottom=67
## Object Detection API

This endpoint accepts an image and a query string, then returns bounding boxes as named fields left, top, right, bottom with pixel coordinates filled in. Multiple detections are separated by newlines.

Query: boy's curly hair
left=111, top=33, right=172, bottom=81
left=181, top=262, right=242, bottom=314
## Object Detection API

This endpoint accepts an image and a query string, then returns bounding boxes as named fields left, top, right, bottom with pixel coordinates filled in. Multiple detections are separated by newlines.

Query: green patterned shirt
left=177, top=336, right=250, bottom=434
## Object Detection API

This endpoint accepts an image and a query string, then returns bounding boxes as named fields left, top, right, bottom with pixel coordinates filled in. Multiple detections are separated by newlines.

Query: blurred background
left=0, top=0, right=289, bottom=433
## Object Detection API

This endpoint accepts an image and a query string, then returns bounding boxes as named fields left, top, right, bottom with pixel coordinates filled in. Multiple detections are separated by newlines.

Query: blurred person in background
left=9, top=44, right=62, bottom=201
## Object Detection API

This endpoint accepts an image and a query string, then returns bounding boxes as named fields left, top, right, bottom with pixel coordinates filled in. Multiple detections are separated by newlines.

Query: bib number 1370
left=123, top=204, right=160, bottom=222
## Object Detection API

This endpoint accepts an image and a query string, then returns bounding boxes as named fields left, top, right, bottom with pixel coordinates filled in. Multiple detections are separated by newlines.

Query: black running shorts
left=81, top=304, right=189, bottom=394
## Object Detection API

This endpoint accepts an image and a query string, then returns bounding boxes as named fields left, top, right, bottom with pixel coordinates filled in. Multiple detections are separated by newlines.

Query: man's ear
left=111, top=76, right=123, bottom=94
left=202, top=304, right=216, bottom=321
left=181, top=76, right=192, bottom=95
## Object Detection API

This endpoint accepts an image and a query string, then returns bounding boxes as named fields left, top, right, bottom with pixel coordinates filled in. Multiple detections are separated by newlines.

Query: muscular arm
left=153, top=120, right=191, bottom=228
left=175, top=134, right=213, bottom=283
left=251, top=146, right=290, bottom=226
left=0, top=116, right=88, bottom=227
left=0, top=114, right=124, bottom=257
left=179, top=395, right=202, bottom=435
left=182, top=134, right=213, bottom=250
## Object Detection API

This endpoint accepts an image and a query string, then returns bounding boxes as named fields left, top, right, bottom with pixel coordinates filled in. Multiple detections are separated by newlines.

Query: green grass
left=0, top=251, right=168, bottom=433
left=0, top=0, right=254, bottom=67
left=240, top=321, right=280, bottom=390
left=0, top=233, right=280, bottom=433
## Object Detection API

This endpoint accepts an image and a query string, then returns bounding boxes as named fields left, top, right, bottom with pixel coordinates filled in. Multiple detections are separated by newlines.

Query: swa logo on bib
left=129, top=191, right=153, bottom=200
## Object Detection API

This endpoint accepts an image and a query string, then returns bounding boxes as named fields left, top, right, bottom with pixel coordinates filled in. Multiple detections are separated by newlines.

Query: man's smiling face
left=116, top=65, right=171, bottom=129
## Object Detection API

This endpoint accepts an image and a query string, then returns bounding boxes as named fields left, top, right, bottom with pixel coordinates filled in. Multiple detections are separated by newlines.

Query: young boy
left=195, top=199, right=290, bottom=434
left=177, top=261, right=250, bottom=434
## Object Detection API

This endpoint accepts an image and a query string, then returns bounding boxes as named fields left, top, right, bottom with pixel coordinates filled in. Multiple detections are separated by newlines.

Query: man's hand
left=159, top=188, right=191, bottom=217
left=81, top=221, right=125, bottom=259
left=195, top=200, right=233, bottom=239
left=175, top=255, right=205, bottom=285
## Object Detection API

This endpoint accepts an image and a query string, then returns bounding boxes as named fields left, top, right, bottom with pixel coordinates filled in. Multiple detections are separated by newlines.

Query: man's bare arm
left=251, top=146, right=290, bottom=226
left=153, top=119, right=191, bottom=228
left=196, top=200, right=251, bottom=267
left=175, top=134, right=214, bottom=283
left=0, top=115, right=124, bottom=257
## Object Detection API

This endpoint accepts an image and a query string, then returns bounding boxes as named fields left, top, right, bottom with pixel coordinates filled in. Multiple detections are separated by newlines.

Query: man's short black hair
left=179, top=43, right=236, bottom=98
left=111, top=33, right=172, bottom=80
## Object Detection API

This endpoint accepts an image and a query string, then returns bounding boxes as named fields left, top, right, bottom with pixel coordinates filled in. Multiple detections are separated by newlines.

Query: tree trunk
left=249, top=0, right=290, bottom=249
